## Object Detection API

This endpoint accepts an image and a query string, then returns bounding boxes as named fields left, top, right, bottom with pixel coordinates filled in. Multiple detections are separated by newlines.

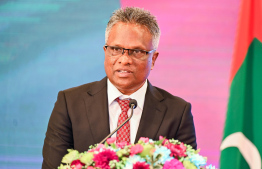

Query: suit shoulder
left=60, top=77, right=107, bottom=97
left=153, top=86, right=189, bottom=105
left=63, top=81, right=96, bottom=93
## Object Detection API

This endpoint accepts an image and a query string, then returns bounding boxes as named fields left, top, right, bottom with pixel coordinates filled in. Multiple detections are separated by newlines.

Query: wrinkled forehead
left=107, top=22, right=154, bottom=48
left=109, top=21, right=153, bottom=38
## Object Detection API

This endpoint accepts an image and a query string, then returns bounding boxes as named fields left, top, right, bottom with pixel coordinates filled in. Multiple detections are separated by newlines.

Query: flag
left=220, top=0, right=262, bottom=168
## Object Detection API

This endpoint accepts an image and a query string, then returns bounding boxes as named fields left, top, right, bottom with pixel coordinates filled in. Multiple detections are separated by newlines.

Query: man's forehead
left=109, top=22, right=152, bottom=38
left=107, top=22, right=153, bottom=48
left=111, top=22, right=151, bottom=32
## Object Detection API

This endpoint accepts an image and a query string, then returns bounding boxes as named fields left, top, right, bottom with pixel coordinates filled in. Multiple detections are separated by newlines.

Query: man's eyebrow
left=126, top=46, right=146, bottom=50
left=109, top=44, right=122, bottom=47
left=108, top=43, right=146, bottom=50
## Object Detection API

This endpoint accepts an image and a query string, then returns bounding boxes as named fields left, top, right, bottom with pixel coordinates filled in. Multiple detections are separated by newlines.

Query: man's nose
left=118, top=49, right=132, bottom=64
left=121, top=48, right=130, bottom=56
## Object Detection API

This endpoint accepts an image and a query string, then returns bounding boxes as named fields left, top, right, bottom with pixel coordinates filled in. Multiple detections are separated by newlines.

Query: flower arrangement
left=58, top=136, right=215, bottom=169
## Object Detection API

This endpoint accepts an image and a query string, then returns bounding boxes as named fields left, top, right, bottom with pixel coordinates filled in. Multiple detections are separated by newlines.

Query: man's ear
left=151, top=51, right=159, bottom=70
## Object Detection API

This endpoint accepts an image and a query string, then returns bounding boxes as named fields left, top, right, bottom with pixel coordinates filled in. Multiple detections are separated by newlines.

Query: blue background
left=0, top=1, right=119, bottom=168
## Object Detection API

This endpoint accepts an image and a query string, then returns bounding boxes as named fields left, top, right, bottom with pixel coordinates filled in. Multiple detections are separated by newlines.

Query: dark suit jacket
left=42, top=77, right=196, bottom=169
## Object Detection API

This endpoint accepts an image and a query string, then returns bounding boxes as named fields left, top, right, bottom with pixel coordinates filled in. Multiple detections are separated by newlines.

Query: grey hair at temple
left=105, top=7, right=161, bottom=49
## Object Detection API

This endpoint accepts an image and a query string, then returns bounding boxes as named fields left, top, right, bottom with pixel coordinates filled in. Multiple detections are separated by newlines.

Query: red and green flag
left=220, top=0, right=262, bottom=168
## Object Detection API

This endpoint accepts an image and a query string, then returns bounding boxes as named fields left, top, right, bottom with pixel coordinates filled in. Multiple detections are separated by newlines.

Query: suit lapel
left=82, top=78, right=167, bottom=144
left=135, top=82, right=167, bottom=142
left=83, top=77, right=110, bottom=144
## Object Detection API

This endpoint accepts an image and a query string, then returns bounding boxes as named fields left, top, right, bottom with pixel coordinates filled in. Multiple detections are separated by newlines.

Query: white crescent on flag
left=220, top=132, right=261, bottom=169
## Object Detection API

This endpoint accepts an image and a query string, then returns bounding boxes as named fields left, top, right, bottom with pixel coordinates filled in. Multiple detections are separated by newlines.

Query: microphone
left=99, top=99, right=137, bottom=144
left=129, top=99, right=137, bottom=109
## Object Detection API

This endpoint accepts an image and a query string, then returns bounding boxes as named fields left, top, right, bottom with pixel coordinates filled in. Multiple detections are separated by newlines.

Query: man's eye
left=111, top=47, right=122, bottom=52
left=133, top=50, right=142, bottom=54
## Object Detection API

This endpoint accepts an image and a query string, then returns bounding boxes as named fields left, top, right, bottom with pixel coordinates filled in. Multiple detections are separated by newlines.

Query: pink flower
left=93, top=149, right=119, bottom=169
left=97, top=144, right=106, bottom=149
left=107, top=137, right=116, bottom=144
left=165, top=143, right=187, bottom=157
left=163, top=159, right=185, bottom=169
left=70, top=160, right=85, bottom=169
left=88, top=144, right=105, bottom=152
left=87, top=167, right=94, bottom=169
left=139, top=137, right=149, bottom=143
left=133, top=161, right=150, bottom=169
left=116, top=141, right=130, bottom=149
left=159, top=136, right=169, bottom=145
left=130, top=144, right=144, bottom=156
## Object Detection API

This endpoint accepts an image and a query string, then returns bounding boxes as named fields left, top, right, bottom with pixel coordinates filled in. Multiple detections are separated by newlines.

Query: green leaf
left=61, top=149, right=80, bottom=164
left=116, top=149, right=129, bottom=158
left=57, top=163, right=70, bottom=169
left=80, top=152, right=94, bottom=165
left=183, top=160, right=197, bottom=169
left=155, top=137, right=166, bottom=145
left=140, top=144, right=154, bottom=157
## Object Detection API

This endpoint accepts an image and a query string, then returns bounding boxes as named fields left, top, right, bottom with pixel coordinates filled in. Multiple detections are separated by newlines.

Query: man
left=42, top=7, right=196, bottom=169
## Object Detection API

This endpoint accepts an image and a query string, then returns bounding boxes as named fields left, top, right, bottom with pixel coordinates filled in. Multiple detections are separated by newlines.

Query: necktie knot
left=116, top=98, right=130, bottom=112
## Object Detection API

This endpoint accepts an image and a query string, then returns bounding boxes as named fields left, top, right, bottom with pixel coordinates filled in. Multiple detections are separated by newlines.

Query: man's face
left=104, top=22, right=158, bottom=95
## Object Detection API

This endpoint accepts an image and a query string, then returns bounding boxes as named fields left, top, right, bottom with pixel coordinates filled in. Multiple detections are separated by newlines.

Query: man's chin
left=115, top=83, right=133, bottom=91
left=114, top=83, right=137, bottom=95
left=114, top=81, right=147, bottom=95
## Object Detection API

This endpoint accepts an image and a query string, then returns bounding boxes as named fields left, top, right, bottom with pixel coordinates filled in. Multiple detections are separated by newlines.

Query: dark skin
left=104, top=22, right=159, bottom=95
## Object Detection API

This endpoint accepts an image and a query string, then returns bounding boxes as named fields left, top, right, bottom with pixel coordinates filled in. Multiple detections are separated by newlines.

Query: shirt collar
left=107, top=78, right=147, bottom=110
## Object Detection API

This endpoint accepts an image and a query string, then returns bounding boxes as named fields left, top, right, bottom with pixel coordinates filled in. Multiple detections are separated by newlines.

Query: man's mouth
left=117, top=70, right=132, bottom=73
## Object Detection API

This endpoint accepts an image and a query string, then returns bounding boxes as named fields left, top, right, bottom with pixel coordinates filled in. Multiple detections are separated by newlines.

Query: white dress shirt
left=107, top=79, right=147, bottom=143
